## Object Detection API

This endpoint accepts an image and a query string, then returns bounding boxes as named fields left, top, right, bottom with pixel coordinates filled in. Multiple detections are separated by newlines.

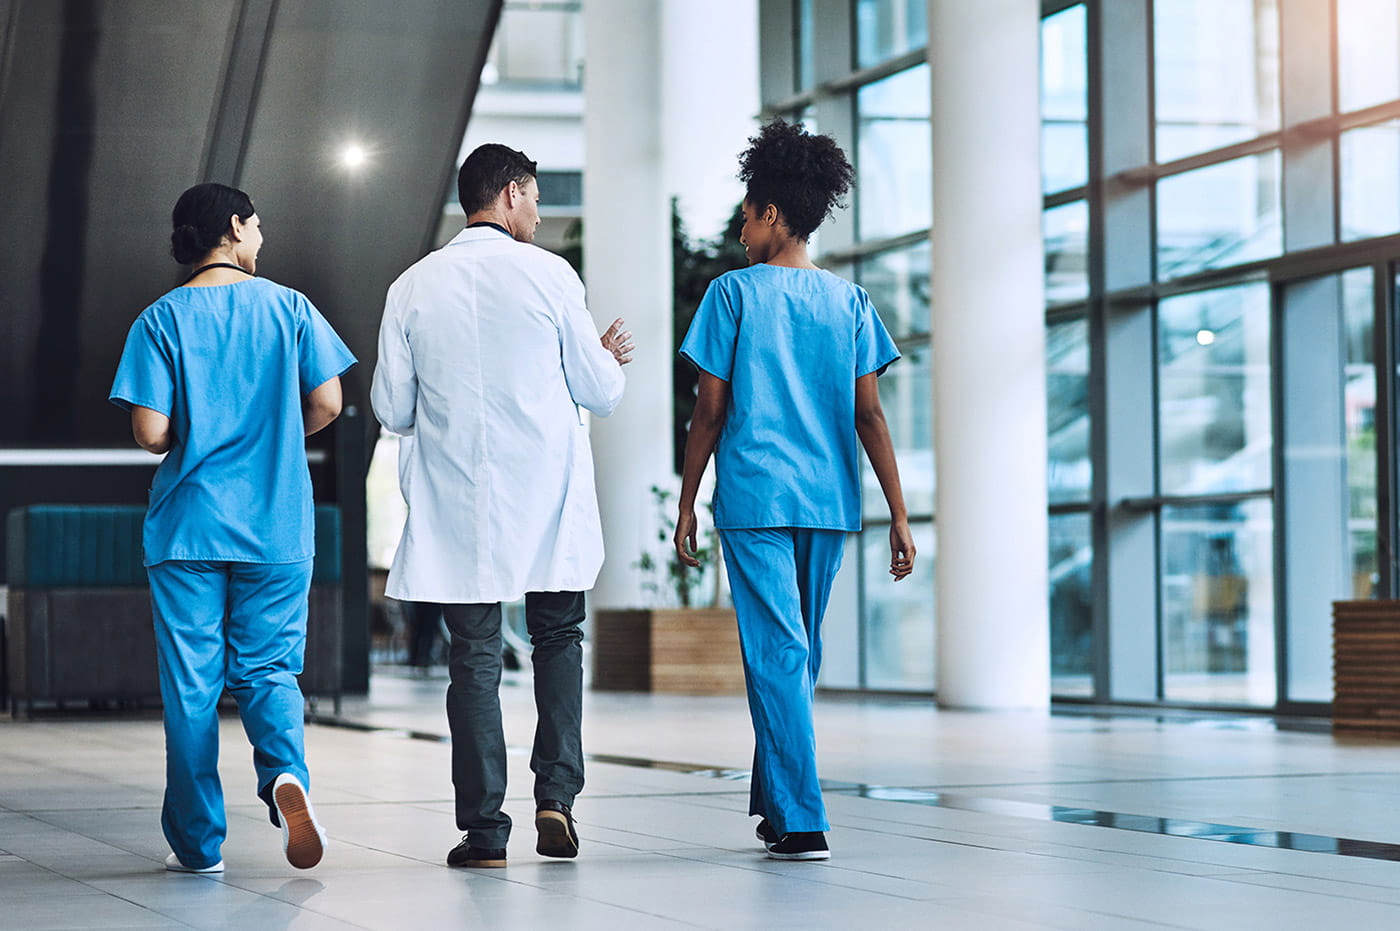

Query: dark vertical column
left=336, top=397, right=371, bottom=694
left=32, top=0, right=97, bottom=442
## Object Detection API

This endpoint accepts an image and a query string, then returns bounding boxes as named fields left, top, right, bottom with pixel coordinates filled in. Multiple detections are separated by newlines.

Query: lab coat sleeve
left=370, top=282, right=418, bottom=435
left=556, top=266, right=625, bottom=417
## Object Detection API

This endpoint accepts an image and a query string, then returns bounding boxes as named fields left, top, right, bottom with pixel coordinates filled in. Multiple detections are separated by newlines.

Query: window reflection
left=1161, top=499, right=1275, bottom=706
left=1048, top=319, right=1090, bottom=505
left=1049, top=512, right=1093, bottom=697
left=1338, top=0, right=1400, bottom=113
left=1158, top=284, right=1272, bottom=496
left=1044, top=201, right=1088, bottom=303
left=862, top=520, right=935, bottom=690
left=1340, top=121, right=1400, bottom=242
left=1041, top=4, right=1087, bottom=194
left=857, top=64, right=932, bottom=241
left=1153, top=0, right=1280, bottom=163
left=1157, top=152, right=1282, bottom=279
left=855, top=0, right=927, bottom=69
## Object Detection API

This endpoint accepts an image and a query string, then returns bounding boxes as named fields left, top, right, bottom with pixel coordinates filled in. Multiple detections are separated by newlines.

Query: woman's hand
left=674, top=507, right=701, bottom=568
left=889, top=519, right=916, bottom=581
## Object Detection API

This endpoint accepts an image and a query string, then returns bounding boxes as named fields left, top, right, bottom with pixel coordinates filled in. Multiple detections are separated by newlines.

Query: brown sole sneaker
left=535, top=808, right=579, bottom=858
left=273, top=774, right=326, bottom=870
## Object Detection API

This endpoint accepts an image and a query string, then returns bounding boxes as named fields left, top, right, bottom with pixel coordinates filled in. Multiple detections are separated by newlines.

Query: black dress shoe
left=446, top=837, right=507, bottom=868
left=535, top=800, right=579, bottom=858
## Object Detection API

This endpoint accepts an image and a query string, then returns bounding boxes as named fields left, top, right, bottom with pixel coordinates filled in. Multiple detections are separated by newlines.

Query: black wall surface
left=0, top=0, right=502, bottom=691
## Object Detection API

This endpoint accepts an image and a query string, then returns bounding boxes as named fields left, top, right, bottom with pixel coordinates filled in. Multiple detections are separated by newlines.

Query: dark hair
left=737, top=120, right=854, bottom=241
left=170, top=182, right=255, bottom=264
left=457, top=143, right=537, bottom=216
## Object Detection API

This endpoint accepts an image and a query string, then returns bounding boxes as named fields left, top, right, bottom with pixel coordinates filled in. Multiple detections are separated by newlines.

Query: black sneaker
left=535, top=800, right=579, bottom=859
left=755, top=818, right=779, bottom=850
left=446, top=838, right=507, bottom=868
left=767, top=831, right=830, bottom=861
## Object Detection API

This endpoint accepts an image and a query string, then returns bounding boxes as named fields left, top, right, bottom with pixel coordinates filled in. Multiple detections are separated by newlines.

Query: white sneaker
left=273, top=772, right=326, bottom=869
left=164, top=852, right=224, bottom=873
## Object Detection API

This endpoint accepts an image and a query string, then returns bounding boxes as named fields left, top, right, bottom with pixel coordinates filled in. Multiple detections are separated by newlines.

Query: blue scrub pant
left=147, top=559, right=313, bottom=869
left=719, top=528, right=845, bottom=836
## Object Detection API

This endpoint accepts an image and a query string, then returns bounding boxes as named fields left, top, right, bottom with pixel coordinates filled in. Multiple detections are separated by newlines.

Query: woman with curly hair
left=674, top=120, right=915, bottom=860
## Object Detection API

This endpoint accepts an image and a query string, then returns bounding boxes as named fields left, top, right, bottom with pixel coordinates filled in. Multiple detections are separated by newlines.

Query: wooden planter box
left=592, top=608, right=744, bottom=695
left=1333, top=600, right=1400, bottom=736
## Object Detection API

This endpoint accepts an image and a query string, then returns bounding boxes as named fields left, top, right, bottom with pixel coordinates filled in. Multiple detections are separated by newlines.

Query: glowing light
left=339, top=144, right=368, bottom=169
left=1195, top=329, right=1216, bottom=346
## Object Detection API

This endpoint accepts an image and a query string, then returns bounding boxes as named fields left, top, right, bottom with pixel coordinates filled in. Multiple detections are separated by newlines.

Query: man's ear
left=505, top=181, right=520, bottom=206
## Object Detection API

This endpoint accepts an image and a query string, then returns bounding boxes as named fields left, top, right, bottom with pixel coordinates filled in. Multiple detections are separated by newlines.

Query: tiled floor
left=7, top=669, right=1400, bottom=929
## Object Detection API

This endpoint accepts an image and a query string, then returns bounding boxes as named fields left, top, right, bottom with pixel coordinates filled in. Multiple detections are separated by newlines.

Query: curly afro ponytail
left=737, top=119, right=854, bottom=241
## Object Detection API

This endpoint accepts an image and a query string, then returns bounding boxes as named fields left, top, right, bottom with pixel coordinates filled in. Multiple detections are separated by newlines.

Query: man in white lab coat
left=371, top=144, right=632, bottom=869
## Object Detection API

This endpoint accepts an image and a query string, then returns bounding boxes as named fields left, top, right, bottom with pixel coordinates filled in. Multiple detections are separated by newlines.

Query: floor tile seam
left=2, top=849, right=207, bottom=930
left=1193, top=868, right=1400, bottom=901
left=614, top=846, right=946, bottom=902
left=930, top=894, right=1199, bottom=931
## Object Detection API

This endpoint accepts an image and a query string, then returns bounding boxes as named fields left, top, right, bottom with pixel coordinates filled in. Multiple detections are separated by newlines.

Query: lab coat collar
left=447, top=226, right=517, bottom=247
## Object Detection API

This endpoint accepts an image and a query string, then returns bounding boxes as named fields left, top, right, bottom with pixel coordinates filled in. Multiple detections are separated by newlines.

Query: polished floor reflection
left=7, top=670, right=1400, bottom=929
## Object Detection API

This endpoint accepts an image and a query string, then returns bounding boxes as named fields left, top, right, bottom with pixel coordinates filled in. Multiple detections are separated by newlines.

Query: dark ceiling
left=0, top=0, right=501, bottom=446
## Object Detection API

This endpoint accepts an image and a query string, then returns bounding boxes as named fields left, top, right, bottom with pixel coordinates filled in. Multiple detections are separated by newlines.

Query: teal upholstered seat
left=6, top=504, right=342, bottom=586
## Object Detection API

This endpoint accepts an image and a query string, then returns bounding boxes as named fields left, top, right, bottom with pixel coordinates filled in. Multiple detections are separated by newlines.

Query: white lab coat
left=370, top=227, right=625, bottom=603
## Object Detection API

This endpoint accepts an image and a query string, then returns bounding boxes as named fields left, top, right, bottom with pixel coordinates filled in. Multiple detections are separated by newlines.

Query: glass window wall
left=1158, top=284, right=1273, bottom=497
left=1337, top=0, right=1400, bottom=113
left=1157, top=152, right=1282, bottom=280
left=1047, top=319, right=1091, bottom=504
left=1041, top=4, right=1087, bottom=194
left=1049, top=512, right=1093, bottom=697
left=1340, top=120, right=1400, bottom=242
left=1153, top=0, right=1280, bottom=163
left=1044, top=200, right=1088, bottom=304
left=1161, top=498, right=1276, bottom=705
left=860, top=342, right=933, bottom=521
left=862, top=520, right=936, bottom=690
left=857, top=64, right=932, bottom=241
left=855, top=0, right=927, bottom=69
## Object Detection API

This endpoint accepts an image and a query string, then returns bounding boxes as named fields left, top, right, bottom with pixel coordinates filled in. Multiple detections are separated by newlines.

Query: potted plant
left=591, top=486, right=742, bottom=694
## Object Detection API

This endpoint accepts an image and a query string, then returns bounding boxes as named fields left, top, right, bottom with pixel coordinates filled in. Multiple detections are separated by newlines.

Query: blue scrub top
left=110, top=278, right=357, bottom=566
left=679, top=263, right=900, bottom=532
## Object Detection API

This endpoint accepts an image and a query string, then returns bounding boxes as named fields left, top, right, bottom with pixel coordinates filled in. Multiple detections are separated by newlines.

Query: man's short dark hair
left=457, top=144, right=538, bottom=216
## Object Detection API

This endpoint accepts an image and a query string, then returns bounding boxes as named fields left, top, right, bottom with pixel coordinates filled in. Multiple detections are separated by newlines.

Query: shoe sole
left=766, top=849, right=831, bottom=861
left=274, top=780, right=324, bottom=870
left=535, top=809, right=579, bottom=858
left=455, top=858, right=508, bottom=868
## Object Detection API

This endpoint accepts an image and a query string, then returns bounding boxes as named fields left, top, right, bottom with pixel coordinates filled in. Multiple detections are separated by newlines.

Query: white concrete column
left=928, top=0, right=1049, bottom=709
left=583, top=0, right=674, bottom=610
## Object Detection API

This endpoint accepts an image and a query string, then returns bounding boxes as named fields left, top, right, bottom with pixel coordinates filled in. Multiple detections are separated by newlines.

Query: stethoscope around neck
left=180, top=262, right=252, bottom=286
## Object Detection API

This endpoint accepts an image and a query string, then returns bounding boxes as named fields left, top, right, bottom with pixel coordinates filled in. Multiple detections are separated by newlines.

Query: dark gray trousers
left=443, top=591, right=585, bottom=847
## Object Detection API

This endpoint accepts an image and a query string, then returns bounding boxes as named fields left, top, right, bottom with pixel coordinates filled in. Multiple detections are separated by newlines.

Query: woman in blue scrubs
left=675, top=121, right=915, bottom=861
left=110, top=183, right=356, bottom=873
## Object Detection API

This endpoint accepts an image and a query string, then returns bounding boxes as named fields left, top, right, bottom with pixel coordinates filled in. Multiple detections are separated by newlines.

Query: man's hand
left=674, top=507, right=701, bottom=568
left=601, top=317, right=635, bottom=365
left=889, top=519, right=916, bottom=581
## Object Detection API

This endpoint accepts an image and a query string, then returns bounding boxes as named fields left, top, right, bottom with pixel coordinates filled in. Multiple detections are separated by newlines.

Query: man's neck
left=466, top=211, right=511, bottom=237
